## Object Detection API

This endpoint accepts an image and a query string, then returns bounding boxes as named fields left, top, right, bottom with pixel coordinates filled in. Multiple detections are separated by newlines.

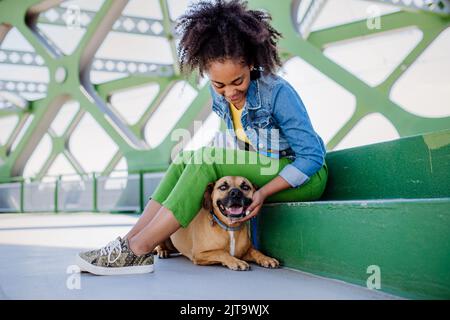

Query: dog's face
left=203, top=176, right=257, bottom=226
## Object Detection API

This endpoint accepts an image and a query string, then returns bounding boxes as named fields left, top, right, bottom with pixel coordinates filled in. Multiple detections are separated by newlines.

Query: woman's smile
left=229, top=93, right=243, bottom=103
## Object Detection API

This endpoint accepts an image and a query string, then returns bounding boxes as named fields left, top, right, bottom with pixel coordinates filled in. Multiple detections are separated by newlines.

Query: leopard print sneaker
left=76, top=237, right=154, bottom=275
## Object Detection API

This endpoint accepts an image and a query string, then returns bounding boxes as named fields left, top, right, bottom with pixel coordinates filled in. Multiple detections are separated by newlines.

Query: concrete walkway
left=0, top=213, right=401, bottom=300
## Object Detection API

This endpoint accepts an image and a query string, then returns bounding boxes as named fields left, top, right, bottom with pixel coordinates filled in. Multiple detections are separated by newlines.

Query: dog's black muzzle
left=216, top=188, right=252, bottom=218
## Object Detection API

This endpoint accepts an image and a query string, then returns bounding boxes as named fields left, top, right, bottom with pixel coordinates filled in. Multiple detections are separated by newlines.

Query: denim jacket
left=209, top=73, right=326, bottom=188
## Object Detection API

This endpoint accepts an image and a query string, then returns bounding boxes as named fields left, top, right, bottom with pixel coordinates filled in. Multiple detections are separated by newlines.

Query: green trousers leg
left=151, top=146, right=328, bottom=228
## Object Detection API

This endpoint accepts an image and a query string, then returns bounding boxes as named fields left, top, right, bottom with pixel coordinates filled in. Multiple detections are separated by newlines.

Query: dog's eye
left=241, top=185, right=250, bottom=191
left=219, top=185, right=228, bottom=191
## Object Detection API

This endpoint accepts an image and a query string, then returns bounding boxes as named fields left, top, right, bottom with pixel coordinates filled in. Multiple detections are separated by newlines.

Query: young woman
left=76, top=0, right=328, bottom=275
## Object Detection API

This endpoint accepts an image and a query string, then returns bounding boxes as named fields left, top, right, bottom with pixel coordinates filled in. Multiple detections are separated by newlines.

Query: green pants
left=151, top=146, right=328, bottom=228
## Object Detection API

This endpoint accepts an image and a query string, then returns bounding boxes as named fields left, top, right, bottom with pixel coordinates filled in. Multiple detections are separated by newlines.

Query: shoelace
left=99, top=238, right=123, bottom=264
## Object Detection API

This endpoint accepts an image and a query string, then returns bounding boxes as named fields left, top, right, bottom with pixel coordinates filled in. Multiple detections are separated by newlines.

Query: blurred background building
left=0, top=0, right=449, bottom=213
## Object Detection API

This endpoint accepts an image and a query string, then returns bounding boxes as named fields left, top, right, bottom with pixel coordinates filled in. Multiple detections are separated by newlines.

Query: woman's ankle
left=123, top=232, right=133, bottom=241
left=128, top=236, right=152, bottom=256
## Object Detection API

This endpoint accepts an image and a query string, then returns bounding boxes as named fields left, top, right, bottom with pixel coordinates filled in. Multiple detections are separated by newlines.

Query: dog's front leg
left=193, top=250, right=250, bottom=271
left=242, top=247, right=280, bottom=268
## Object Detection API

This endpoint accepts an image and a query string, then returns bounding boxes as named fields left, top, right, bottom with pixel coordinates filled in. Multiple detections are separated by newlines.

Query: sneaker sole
left=75, top=254, right=154, bottom=276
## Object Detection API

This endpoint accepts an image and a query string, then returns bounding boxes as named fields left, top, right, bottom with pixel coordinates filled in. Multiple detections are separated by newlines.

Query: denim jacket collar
left=245, top=79, right=261, bottom=110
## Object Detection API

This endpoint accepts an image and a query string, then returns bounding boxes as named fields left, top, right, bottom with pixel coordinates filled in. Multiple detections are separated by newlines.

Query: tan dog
left=155, top=176, right=280, bottom=271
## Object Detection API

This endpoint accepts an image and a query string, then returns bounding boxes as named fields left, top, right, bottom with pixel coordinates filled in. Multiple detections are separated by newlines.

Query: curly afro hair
left=175, top=0, right=282, bottom=77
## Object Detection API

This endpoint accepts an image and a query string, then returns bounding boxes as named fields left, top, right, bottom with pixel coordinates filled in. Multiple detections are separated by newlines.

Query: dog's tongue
left=227, top=206, right=243, bottom=215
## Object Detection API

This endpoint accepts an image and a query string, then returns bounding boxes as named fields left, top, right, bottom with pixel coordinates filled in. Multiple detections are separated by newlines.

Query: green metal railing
left=0, top=170, right=165, bottom=214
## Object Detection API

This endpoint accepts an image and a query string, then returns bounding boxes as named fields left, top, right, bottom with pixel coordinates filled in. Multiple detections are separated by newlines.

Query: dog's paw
left=154, top=245, right=171, bottom=259
left=224, top=258, right=250, bottom=271
left=258, top=257, right=280, bottom=269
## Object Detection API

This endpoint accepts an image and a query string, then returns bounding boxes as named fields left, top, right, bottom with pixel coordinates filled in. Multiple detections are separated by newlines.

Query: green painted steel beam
left=307, top=11, right=448, bottom=94
left=159, top=0, right=180, bottom=75
left=0, top=0, right=138, bottom=178
left=307, top=11, right=445, bottom=48
left=125, top=82, right=213, bottom=172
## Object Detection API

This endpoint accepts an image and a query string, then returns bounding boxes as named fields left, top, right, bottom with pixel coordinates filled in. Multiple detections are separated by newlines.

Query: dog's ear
left=251, top=182, right=259, bottom=191
left=202, top=182, right=215, bottom=210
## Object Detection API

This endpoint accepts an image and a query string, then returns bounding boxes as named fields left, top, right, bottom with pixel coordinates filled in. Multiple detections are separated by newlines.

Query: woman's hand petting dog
left=234, top=189, right=266, bottom=223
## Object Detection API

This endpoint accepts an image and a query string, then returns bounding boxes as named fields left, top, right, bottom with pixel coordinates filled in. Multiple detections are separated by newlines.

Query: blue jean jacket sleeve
left=272, top=83, right=325, bottom=188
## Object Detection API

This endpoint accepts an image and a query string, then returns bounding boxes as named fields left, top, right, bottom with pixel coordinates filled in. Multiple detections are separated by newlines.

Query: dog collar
left=209, top=209, right=243, bottom=231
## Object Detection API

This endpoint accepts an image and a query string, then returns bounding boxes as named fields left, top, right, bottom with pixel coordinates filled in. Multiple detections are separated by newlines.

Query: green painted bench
left=256, top=129, right=450, bottom=299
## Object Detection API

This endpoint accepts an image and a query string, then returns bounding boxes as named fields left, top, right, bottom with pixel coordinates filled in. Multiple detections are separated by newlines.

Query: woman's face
left=206, top=58, right=252, bottom=108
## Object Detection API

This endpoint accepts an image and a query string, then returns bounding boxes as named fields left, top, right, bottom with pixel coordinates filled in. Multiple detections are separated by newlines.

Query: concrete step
left=255, top=197, right=450, bottom=299
left=322, top=130, right=450, bottom=200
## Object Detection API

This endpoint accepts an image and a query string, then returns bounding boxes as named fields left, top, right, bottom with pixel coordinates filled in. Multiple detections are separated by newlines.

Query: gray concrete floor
left=0, top=213, right=401, bottom=300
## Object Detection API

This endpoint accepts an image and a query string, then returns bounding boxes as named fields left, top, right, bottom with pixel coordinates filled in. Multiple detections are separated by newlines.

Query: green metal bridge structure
left=0, top=0, right=449, bottom=300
